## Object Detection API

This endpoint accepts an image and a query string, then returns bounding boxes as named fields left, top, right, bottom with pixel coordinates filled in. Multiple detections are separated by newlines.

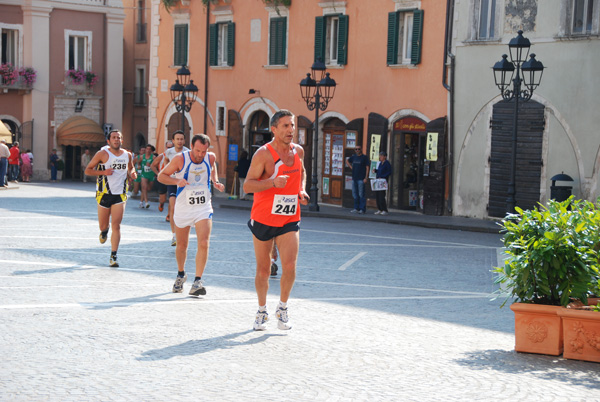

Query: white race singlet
left=173, top=151, right=214, bottom=228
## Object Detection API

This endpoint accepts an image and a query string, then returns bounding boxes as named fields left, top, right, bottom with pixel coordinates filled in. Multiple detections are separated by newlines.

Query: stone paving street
left=1, top=182, right=599, bottom=401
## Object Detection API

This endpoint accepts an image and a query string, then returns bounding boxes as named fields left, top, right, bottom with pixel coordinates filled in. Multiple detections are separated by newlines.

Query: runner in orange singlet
left=244, top=110, right=309, bottom=331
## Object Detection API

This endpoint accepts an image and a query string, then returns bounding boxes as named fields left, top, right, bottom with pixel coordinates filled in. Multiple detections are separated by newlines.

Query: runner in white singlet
left=157, top=134, right=225, bottom=296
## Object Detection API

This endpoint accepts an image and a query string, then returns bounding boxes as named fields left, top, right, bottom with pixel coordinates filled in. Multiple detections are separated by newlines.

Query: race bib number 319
left=271, top=194, right=298, bottom=215
left=187, top=189, right=207, bottom=205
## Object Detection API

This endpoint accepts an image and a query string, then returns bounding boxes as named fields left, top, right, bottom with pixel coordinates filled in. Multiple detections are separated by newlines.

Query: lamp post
left=170, top=65, right=198, bottom=134
left=299, top=59, right=336, bottom=211
left=492, top=30, right=544, bottom=214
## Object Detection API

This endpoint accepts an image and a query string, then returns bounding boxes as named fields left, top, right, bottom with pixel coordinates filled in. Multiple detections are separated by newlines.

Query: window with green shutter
left=410, top=10, right=423, bottom=65
left=314, top=14, right=347, bottom=66
left=174, top=24, right=188, bottom=66
left=209, top=21, right=235, bottom=67
left=269, top=17, right=287, bottom=65
left=386, top=9, right=423, bottom=66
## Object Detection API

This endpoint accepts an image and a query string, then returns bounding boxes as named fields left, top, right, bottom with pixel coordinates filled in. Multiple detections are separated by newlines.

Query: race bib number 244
left=271, top=194, right=297, bottom=215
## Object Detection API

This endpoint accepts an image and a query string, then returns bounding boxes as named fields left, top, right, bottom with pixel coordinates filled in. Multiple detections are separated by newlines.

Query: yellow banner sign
left=426, top=132, right=438, bottom=161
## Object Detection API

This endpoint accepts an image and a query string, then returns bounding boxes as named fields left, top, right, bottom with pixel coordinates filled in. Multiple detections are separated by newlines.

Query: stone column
left=22, top=1, right=52, bottom=180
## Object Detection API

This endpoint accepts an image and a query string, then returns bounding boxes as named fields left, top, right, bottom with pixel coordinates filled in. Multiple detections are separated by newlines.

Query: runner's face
left=191, top=141, right=209, bottom=163
left=272, top=116, right=295, bottom=145
left=109, top=132, right=122, bottom=150
left=173, top=134, right=185, bottom=149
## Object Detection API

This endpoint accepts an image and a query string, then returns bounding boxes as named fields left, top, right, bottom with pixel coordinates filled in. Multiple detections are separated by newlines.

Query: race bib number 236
left=271, top=194, right=298, bottom=215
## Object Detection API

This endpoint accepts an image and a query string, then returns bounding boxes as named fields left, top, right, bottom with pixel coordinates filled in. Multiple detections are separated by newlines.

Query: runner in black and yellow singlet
left=85, top=130, right=136, bottom=268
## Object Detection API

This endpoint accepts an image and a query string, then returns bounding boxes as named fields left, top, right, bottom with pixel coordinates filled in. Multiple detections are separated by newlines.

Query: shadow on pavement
left=454, top=349, right=600, bottom=386
left=136, top=330, right=284, bottom=361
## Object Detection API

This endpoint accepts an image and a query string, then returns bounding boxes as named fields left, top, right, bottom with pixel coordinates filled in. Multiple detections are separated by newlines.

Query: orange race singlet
left=250, top=143, right=302, bottom=227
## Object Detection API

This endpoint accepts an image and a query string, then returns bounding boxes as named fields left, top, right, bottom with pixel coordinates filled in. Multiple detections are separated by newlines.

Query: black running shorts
left=98, top=193, right=126, bottom=209
left=247, top=219, right=300, bottom=242
left=156, top=181, right=168, bottom=195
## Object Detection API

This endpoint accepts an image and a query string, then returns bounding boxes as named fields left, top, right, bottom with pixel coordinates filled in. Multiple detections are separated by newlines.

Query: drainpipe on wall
left=443, top=0, right=455, bottom=214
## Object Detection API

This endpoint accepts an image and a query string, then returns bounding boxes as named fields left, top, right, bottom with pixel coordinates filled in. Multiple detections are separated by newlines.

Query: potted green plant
left=558, top=278, right=600, bottom=362
left=494, top=197, right=600, bottom=355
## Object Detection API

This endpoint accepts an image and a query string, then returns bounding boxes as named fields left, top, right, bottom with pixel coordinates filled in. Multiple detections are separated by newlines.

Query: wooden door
left=321, top=130, right=345, bottom=205
left=488, top=100, right=544, bottom=218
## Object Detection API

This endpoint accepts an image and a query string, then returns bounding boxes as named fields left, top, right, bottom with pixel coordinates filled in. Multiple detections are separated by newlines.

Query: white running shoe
left=189, top=279, right=206, bottom=296
left=381, top=211, right=389, bottom=215
left=276, top=306, right=292, bottom=330
left=172, top=273, right=187, bottom=293
left=171, top=234, right=177, bottom=247
left=145, top=202, right=150, bottom=209
left=139, top=202, right=144, bottom=209
left=253, top=310, right=269, bottom=331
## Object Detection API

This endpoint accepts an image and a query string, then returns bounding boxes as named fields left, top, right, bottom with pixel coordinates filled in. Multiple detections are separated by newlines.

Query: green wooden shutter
left=314, top=16, right=325, bottom=63
left=174, top=24, right=188, bottom=66
left=337, top=14, right=349, bottom=65
left=269, top=17, right=287, bottom=65
left=387, top=12, right=399, bottom=65
left=411, top=10, right=424, bottom=65
left=227, top=22, right=235, bottom=66
left=209, top=23, right=218, bottom=66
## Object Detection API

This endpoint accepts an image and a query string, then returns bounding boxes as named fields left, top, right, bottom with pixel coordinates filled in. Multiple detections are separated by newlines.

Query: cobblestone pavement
left=1, top=182, right=599, bottom=401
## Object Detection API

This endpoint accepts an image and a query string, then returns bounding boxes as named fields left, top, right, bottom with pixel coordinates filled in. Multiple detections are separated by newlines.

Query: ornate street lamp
left=170, top=65, right=198, bottom=133
left=492, top=30, right=544, bottom=214
left=299, top=59, right=336, bottom=211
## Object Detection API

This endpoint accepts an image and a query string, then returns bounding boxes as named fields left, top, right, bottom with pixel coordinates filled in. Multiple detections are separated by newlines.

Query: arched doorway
left=248, top=111, right=270, bottom=158
left=1, top=119, right=18, bottom=144
left=166, top=113, right=191, bottom=140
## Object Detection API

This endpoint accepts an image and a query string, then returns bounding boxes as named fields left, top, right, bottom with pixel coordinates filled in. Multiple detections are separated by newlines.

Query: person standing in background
left=8, top=141, right=20, bottom=183
left=81, top=148, right=92, bottom=182
left=373, top=151, right=391, bottom=215
left=0, top=140, right=9, bottom=187
left=235, top=149, right=251, bottom=200
left=49, top=148, right=59, bottom=182
left=345, top=145, right=370, bottom=214
left=20, top=150, right=32, bottom=182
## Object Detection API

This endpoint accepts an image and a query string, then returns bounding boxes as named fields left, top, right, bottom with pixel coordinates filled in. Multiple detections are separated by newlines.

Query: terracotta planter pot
left=558, top=307, right=600, bottom=363
left=510, top=303, right=563, bottom=356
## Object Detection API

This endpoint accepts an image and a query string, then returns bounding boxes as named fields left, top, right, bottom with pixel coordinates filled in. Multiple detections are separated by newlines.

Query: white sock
left=258, top=305, right=267, bottom=312
left=278, top=301, right=287, bottom=309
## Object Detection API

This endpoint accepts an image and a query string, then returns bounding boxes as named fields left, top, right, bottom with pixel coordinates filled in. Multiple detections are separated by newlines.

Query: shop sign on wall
left=426, top=132, right=438, bottom=161
left=369, top=134, right=380, bottom=161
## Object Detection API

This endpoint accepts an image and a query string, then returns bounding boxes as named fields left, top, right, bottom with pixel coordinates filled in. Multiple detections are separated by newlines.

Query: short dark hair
left=191, top=133, right=211, bottom=147
left=172, top=130, right=185, bottom=139
left=270, top=109, right=294, bottom=128
left=107, top=129, right=122, bottom=140
left=379, top=151, right=387, bottom=157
